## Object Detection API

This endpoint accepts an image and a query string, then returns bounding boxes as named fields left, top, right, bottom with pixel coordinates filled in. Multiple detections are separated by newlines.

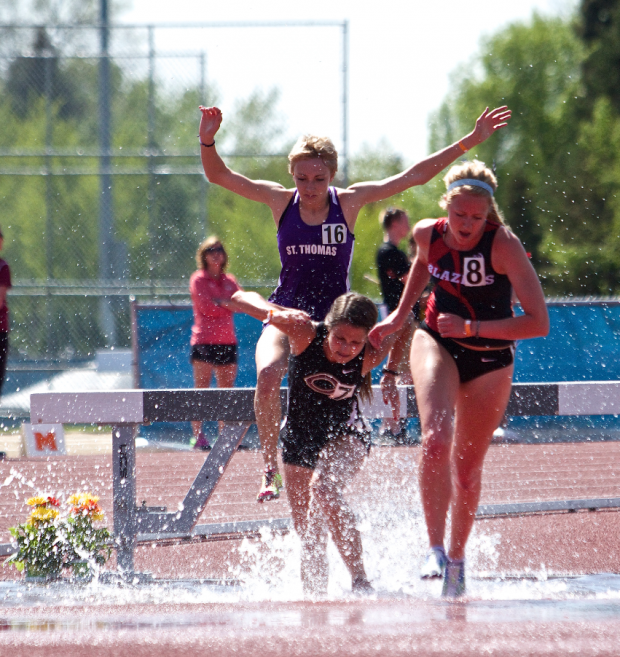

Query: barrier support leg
left=112, top=423, right=137, bottom=575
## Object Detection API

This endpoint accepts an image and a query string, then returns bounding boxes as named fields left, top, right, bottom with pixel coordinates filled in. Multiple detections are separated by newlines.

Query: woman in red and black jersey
left=370, top=161, right=549, bottom=597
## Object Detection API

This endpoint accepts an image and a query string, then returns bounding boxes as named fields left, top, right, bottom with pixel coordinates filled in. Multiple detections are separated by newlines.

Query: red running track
left=2, top=443, right=619, bottom=578
left=0, top=443, right=619, bottom=655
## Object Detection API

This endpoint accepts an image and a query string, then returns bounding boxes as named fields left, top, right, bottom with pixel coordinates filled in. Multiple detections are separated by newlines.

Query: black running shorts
left=190, top=344, right=237, bottom=366
left=419, top=324, right=514, bottom=384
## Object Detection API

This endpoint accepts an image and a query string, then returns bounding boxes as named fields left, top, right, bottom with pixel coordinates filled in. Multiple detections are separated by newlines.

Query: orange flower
left=70, top=495, right=105, bottom=521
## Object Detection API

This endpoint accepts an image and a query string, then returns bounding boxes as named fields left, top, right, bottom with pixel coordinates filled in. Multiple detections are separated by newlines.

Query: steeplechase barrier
left=0, top=381, right=619, bottom=576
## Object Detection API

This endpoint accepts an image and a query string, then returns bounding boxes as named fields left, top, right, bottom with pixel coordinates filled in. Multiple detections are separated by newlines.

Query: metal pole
left=99, top=0, right=116, bottom=345
left=112, top=423, right=137, bottom=574
left=342, top=20, right=349, bottom=188
left=147, top=26, right=157, bottom=282
left=44, top=55, right=54, bottom=358
left=200, top=51, right=208, bottom=236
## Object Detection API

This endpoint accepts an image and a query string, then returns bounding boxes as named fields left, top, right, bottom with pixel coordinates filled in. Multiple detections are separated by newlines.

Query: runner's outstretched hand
left=368, top=312, right=404, bottom=350
left=469, top=106, right=512, bottom=146
left=271, top=308, right=312, bottom=327
left=199, top=106, right=223, bottom=144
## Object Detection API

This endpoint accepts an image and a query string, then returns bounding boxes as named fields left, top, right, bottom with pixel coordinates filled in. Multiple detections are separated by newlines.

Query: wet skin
left=323, top=323, right=368, bottom=364
left=443, top=193, right=490, bottom=251
left=291, top=159, right=335, bottom=225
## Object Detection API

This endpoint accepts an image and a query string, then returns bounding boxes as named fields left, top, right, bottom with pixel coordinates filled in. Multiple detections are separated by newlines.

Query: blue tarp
left=134, top=302, right=620, bottom=442
left=513, top=304, right=620, bottom=382
left=135, top=302, right=620, bottom=389
left=135, top=304, right=262, bottom=389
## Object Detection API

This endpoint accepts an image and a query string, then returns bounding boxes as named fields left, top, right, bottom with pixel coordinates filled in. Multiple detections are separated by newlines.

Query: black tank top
left=424, top=218, right=513, bottom=348
left=284, top=323, right=366, bottom=442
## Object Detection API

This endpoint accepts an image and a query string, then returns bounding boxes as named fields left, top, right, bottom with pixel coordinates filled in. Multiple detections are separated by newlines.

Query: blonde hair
left=196, top=236, right=228, bottom=271
left=288, top=135, right=338, bottom=175
left=439, top=160, right=505, bottom=225
left=325, top=292, right=378, bottom=403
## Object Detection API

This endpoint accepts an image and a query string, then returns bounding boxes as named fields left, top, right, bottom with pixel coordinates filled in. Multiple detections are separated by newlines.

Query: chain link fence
left=0, top=21, right=345, bottom=404
left=0, top=23, right=213, bottom=368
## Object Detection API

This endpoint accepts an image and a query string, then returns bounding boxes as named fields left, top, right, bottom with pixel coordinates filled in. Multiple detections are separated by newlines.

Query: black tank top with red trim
left=424, top=218, right=513, bottom=349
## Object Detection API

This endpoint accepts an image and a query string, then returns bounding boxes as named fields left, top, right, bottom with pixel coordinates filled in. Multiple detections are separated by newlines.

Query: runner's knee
left=256, top=363, right=285, bottom=393
left=421, top=427, right=452, bottom=461
left=452, top=464, right=482, bottom=495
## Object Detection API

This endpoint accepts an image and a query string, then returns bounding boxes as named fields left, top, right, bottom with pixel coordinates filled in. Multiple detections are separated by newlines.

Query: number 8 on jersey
left=462, top=255, right=486, bottom=287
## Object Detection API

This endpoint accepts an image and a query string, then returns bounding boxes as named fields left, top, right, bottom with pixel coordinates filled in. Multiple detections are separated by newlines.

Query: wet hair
left=325, top=292, right=378, bottom=403
left=439, top=160, right=505, bottom=225
left=288, top=135, right=338, bottom=176
left=379, top=207, right=408, bottom=230
left=196, top=236, right=228, bottom=271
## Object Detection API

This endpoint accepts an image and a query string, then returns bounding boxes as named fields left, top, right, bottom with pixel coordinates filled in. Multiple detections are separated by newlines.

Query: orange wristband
left=464, top=320, right=473, bottom=338
left=458, top=140, right=468, bottom=153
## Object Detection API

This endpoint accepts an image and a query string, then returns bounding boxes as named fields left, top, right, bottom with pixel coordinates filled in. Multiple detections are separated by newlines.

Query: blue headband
left=447, top=178, right=494, bottom=196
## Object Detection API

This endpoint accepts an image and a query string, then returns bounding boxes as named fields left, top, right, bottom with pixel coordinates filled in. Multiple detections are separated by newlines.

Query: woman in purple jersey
left=199, top=104, right=512, bottom=502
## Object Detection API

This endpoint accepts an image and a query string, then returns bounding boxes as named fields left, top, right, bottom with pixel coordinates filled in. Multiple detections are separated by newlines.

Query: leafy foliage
left=6, top=493, right=111, bottom=580
left=429, top=10, right=620, bottom=295
left=578, top=0, right=620, bottom=112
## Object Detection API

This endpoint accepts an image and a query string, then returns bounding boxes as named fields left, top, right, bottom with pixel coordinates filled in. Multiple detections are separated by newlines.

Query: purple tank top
left=269, top=187, right=355, bottom=320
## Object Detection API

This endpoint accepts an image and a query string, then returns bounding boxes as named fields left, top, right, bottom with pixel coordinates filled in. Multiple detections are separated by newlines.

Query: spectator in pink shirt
left=189, top=237, right=242, bottom=449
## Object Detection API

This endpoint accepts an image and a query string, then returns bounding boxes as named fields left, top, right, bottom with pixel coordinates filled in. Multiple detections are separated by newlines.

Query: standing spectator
left=0, top=228, right=11, bottom=396
left=377, top=208, right=411, bottom=316
left=376, top=208, right=415, bottom=441
left=189, top=237, right=241, bottom=450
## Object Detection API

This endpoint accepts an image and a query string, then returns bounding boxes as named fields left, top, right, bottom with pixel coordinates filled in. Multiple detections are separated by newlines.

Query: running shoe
left=193, top=432, right=211, bottom=451
left=420, top=546, right=447, bottom=579
left=442, top=559, right=466, bottom=598
left=257, top=469, right=283, bottom=502
left=352, top=576, right=374, bottom=594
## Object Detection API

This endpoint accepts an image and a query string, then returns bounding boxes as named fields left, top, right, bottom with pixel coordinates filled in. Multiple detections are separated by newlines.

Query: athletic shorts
left=419, top=324, right=514, bottom=384
left=282, top=424, right=371, bottom=470
left=190, top=344, right=237, bottom=366
left=0, top=332, right=8, bottom=395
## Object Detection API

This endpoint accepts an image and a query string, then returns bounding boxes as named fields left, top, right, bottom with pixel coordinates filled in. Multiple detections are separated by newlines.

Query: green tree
left=428, top=12, right=620, bottom=295
left=347, top=141, right=445, bottom=299
left=578, top=0, right=620, bottom=112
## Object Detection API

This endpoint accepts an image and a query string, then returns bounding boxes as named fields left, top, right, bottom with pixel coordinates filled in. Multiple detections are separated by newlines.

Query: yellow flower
left=68, top=492, right=99, bottom=506
left=29, top=507, right=59, bottom=523
left=26, top=496, right=47, bottom=507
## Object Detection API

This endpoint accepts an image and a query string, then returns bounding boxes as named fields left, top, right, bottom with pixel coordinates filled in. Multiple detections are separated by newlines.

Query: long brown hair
left=325, top=292, right=378, bottom=403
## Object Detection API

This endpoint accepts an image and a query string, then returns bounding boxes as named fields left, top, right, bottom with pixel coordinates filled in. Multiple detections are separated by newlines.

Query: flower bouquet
left=64, top=493, right=111, bottom=579
left=6, top=492, right=111, bottom=581
left=7, top=496, right=63, bottom=580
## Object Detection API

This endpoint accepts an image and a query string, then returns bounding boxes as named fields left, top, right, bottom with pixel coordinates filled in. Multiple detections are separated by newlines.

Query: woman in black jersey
left=230, top=290, right=398, bottom=596
left=370, top=161, right=549, bottom=598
